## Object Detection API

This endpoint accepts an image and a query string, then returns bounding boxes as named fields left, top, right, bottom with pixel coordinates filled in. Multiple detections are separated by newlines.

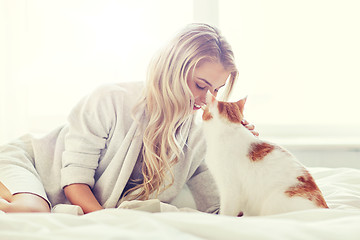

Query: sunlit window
left=0, top=0, right=192, bottom=143
left=1, top=0, right=359, bottom=145
left=219, top=0, right=360, bottom=142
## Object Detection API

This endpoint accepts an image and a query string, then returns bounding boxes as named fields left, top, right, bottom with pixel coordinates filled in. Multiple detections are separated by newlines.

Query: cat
left=202, top=95, right=328, bottom=216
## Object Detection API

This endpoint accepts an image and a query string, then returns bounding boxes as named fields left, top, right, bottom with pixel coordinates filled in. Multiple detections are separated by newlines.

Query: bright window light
left=219, top=0, right=360, bottom=141
left=0, top=0, right=192, bottom=144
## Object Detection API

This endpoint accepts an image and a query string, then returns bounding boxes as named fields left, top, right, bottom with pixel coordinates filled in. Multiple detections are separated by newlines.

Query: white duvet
left=1, top=167, right=360, bottom=240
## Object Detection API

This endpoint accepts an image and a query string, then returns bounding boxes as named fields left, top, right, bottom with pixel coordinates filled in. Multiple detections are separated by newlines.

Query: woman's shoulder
left=70, top=81, right=145, bottom=120
left=84, top=81, right=145, bottom=109
left=92, top=81, right=145, bottom=99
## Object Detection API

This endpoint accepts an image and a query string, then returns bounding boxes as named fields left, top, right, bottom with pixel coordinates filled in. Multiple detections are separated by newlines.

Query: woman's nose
left=199, top=91, right=207, bottom=105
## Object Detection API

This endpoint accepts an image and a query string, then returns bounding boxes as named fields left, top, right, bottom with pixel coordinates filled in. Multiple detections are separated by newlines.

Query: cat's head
left=202, top=94, right=247, bottom=124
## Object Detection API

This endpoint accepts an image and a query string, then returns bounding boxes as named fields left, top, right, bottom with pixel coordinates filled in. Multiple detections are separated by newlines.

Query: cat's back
left=245, top=140, right=306, bottom=182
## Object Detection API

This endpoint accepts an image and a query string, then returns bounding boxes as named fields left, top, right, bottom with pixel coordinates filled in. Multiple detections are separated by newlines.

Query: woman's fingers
left=241, top=119, right=259, bottom=136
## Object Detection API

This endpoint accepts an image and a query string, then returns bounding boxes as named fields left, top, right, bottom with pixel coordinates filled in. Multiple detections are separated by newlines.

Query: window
left=1, top=0, right=359, bottom=145
left=0, top=0, right=192, bottom=143
left=218, top=0, right=360, bottom=143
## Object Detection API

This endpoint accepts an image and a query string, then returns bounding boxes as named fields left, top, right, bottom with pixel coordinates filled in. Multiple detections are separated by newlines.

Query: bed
left=1, top=167, right=360, bottom=240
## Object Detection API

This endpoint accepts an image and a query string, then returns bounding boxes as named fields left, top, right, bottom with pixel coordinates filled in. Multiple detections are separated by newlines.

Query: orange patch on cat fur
left=247, top=142, right=275, bottom=161
left=217, top=101, right=243, bottom=124
left=285, top=170, right=328, bottom=208
left=202, top=107, right=213, bottom=121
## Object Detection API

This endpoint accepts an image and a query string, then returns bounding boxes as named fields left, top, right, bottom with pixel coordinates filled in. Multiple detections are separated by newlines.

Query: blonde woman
left=0, top=23, right=257, bottom=214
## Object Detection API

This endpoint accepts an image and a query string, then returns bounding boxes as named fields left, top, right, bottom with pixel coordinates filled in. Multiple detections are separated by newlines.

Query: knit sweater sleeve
left=61, top=85, right=120, bottom=189
left=185, top=119, right=220, bottom=214
left=187, top=161, right=220, bottom=214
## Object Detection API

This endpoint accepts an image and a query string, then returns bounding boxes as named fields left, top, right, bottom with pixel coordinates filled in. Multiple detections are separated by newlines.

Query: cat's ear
left=236, top=96, right=247, bottom=114
left=206, top=92, right=217, bottom=106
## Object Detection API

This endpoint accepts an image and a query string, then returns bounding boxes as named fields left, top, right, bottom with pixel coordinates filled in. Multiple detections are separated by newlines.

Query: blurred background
left=1, top=0, right=360, bottom=167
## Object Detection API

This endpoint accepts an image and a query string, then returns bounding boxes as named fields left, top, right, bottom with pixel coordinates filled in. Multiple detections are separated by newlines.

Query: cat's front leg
left=219, top=192, right=244, bottom=217
left=220, top=201, right=244, bottom=217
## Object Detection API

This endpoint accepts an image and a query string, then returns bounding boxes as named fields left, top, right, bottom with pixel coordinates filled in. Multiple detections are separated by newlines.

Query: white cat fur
left=202, top=97, right=327, bottom=216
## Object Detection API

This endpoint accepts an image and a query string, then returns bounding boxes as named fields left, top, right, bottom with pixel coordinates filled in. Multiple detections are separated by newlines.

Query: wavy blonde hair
left=123, top=23, right=239, bottom=200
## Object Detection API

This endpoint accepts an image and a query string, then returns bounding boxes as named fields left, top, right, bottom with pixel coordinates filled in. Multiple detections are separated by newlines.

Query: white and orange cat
left=202, top=95, right=328, bottom=216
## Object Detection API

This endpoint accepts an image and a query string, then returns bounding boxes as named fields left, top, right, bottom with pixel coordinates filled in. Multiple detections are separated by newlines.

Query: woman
left=0, top=23, right=257, bottom=214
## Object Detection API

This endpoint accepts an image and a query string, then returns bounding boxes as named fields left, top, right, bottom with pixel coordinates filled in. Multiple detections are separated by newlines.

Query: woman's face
left=187, top=61, right=231, bottom=111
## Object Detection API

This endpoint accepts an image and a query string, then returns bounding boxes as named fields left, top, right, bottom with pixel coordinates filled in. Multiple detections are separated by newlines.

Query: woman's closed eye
left=196, top=83, right=207, bottom=90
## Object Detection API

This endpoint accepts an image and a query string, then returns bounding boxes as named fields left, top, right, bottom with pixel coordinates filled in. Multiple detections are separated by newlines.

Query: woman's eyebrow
left=196, top=77, right=212, bottom=87
left=196, top=77, right=225, bottom=89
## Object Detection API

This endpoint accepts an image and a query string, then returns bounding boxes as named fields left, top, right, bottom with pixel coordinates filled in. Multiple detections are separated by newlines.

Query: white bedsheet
left=1, top=167, right=360, bottom=240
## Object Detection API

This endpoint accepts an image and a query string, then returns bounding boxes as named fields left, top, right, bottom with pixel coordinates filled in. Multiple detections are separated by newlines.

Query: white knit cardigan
left=31, top=82, right=219, bottom=213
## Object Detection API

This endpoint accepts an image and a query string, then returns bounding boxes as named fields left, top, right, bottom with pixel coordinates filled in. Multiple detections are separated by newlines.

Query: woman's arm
left=63, top=183, right=104, bottom=214
left=61, top=86, right=118, bottom=213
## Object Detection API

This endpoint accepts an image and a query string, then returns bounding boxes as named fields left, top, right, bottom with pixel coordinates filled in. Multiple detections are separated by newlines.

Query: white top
left=31, top=82, right=219, bottom=213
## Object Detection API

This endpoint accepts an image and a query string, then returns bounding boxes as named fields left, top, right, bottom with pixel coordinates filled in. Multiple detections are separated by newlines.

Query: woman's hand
left=64, top=183, right=104, bottom=214
left=241, top=119, right=259, bottom=137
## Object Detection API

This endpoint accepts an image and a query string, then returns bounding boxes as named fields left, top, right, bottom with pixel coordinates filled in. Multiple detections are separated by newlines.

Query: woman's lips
left=193, top=103, right=201, bottom=110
